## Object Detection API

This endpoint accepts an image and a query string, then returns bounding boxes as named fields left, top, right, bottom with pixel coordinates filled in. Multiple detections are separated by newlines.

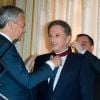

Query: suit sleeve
left=84, top=51, right=100, bottom=76
left=30, top=55, right=50, bottom=100
left=80, top=56, right=95, bottom=100
left=0, top=45, right=53, bottom=89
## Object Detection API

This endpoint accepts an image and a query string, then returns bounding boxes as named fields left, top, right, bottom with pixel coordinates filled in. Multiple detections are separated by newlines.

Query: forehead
left=49, top=25, right=64, bottom=32
left=77, top=36, right=90, bottom=42
left=17, top=13, right=25, bottom=21
left=17, top=13, right=25, bottom=25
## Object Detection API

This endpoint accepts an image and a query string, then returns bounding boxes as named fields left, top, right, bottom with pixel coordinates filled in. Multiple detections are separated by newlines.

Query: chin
left=51, top=46, right=61, bottom=52
left=18, top=38, right=21, bottom=41
left=17, top=37, right=22, bottom=41
left=14, top=38, right=21, bottom=43
left=52, top=47, right=58, bottom=51
left=53, top=49, right=61, bottom=53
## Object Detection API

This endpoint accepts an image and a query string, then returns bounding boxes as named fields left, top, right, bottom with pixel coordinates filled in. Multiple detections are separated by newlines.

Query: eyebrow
left=82, top=41, right=87, bottom=43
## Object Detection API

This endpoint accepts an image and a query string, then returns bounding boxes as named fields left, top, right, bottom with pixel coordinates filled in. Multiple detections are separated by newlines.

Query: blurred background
left=0, top=0, right=100, bottom=60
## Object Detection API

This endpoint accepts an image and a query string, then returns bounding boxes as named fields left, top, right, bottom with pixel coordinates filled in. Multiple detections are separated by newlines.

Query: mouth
left=51, top=43, right=57, bottom=47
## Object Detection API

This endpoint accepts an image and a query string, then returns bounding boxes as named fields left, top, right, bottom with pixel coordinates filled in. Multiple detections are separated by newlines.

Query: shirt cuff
left=46, top=60, right=55, bottom=70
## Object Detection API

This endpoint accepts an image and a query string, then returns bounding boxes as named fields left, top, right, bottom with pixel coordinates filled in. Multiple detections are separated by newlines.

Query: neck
left=1, top=27, right=14, bottom=42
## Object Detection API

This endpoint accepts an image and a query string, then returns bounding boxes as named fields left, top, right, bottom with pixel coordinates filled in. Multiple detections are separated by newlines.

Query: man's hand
left=70, top=41, right=85, bottom=54
left=25, top=55, right=37, bottom=73
left=50, top=56, right=61, bottom=67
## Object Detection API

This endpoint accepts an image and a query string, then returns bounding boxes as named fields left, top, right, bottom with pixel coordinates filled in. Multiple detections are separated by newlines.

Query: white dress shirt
left=49, top=48, right=68, bottom=91
left=53, top=55, right=67, bottom=91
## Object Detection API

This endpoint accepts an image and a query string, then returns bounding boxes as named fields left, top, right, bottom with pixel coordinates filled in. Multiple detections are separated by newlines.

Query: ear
left=7, top=21, right=14, bottom=28
left=6, top=21, right=15, bottom=38
left=66, top=35, right=72, bottom=45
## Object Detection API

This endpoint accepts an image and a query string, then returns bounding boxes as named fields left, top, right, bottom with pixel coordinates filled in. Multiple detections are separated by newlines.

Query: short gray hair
left=0, top=6, right=24, bottom=28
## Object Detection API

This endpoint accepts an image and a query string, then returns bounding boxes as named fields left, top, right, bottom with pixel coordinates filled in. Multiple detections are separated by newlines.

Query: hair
left=0, top=5, right=24, bottom=29
left=76, top=34, right=94, bottom=46
left=48, top=20, right=72, bottom=36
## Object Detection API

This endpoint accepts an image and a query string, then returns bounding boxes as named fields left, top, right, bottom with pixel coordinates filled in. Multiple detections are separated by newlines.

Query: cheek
left=48, top=39, right=52, bottom=45
left=15, top=29, right=21, bottom=38
left=82, top=45, right=88, bottom=49
left=61, top=38, right=67, bottom=45
left=18, top=28, right=24, bottom=36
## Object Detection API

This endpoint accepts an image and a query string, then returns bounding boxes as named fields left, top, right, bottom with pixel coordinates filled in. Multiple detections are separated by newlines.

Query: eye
left=48, top=35, right=52, bottom=37
left=82, top=43, right=86, bottom=46
left=81, top=41, right=87, bottom=46
left=55, top=33, right=61, bottom=37
left=56, top=34, right=59, bottom=37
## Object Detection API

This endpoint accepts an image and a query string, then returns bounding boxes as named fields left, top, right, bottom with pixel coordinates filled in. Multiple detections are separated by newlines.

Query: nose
left=23, top=28, right=26, bottom=33
left=50, top=36, right=56, bottom=42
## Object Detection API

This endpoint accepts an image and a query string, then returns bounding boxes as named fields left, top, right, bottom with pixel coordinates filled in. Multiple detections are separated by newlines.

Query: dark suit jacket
left=84, top=51, right=100, bottom=75
left=31, top=52, right=96, bottom=100
left=0, top=35, right=53, bottom=100
left=84, top=51, right=100, bottom=100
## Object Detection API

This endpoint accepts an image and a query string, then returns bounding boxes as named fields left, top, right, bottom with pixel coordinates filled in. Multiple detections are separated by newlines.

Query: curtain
left=16, top=0, right=100, bottom=60
left=0, top=0, right=15, bottom=7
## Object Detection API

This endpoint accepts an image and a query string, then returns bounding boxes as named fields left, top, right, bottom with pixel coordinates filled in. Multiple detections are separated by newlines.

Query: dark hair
left=48, top=20, right=72, bottom=36
left=0, top=5, right=24, bottom=28
left=77, top=34, right=94, bottom=46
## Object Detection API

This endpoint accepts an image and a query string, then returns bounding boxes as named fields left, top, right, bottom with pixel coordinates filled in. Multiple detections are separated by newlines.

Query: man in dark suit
left=31, top=20, right=96, bottom=100
left=71, top=34, right=100, bottom=73
left=0, top=6, right=61, bottom=100
left=71, top=33, right=100, bottom=100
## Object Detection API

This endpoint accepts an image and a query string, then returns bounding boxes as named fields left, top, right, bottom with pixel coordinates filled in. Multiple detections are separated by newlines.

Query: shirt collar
left=0, top=32, right=12, bottom=43
left=56, top=48, right=68, bottom=54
